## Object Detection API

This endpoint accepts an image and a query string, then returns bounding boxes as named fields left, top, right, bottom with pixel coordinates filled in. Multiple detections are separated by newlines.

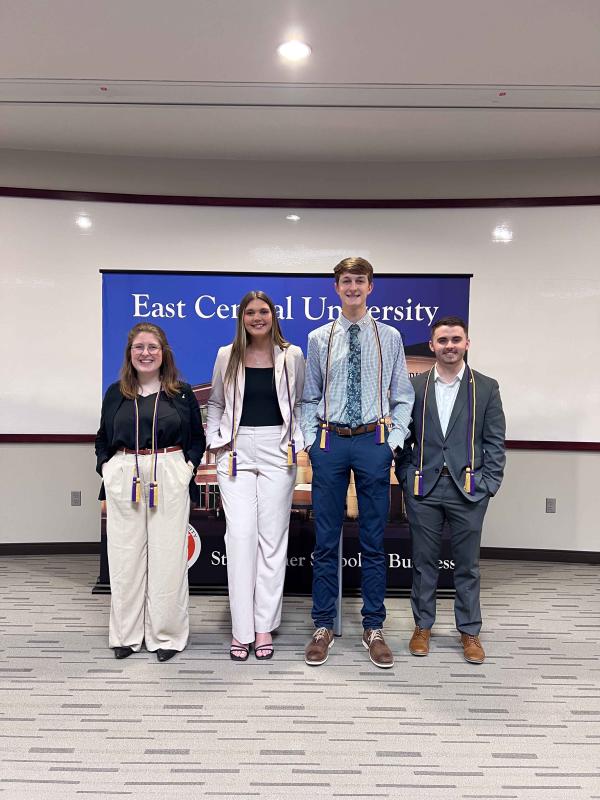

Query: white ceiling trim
left=2, top=80, right=600, bottom=110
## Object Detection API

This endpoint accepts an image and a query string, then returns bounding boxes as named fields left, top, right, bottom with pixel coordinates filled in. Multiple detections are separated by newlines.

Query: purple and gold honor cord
left=319, top=323, right=336, bottom=451
left=283, top=349, right=296, bottom=466
left=413, top=367, right=434, bottom=497
left=370, top=319, right=386, bottom=445
left=464, top=366, right=477, bottom=496
left=320, top=317, right=385, bottom=450
left=413, top=366, right=477, bottom=497
left=228, top=376, right=238, bottom=477
left=132, top=390, right=161, bottom=508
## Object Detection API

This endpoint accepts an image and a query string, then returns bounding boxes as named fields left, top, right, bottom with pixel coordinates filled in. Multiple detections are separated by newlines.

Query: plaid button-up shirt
left=301, top=312, right=414, bottom=451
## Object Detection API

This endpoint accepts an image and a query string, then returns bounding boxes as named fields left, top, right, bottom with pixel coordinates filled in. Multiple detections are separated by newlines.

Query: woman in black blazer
left=95, top=322, right=205, bottom=662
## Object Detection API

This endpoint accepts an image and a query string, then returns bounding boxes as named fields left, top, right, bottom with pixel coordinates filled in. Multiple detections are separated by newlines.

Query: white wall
left=0, top=444, right=100, bottom=545
left=1, top=149, right=598, bottom=551
left=483, top=451, right=600, bottom=551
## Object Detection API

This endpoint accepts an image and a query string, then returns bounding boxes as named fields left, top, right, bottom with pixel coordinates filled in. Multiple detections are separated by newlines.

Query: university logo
left=187, top=523, right=201, bottom=569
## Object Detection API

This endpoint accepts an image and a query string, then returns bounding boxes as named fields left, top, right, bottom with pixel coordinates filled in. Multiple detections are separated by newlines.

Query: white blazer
left=206, top=343, right=306, bottom=454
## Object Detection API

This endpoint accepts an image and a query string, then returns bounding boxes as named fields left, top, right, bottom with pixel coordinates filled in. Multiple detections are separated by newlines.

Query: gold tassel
left=287, top=440, right=296, bottom=466
left=464, top=467, right=472, bottom=494
left=376, top=418, right=386, bottom=444
left=319, top=425, right=330, bottom=451
left=413, top=470, right=423, bottom=497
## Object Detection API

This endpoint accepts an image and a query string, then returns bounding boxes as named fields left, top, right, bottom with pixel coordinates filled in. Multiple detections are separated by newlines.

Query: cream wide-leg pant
left=103, top=449, right=191, bottom=652
left=217, top=426, right=297, bottom=644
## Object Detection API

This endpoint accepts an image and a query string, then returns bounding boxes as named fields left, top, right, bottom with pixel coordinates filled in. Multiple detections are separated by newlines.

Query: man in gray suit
left=395, top=316, right=505, bottom=663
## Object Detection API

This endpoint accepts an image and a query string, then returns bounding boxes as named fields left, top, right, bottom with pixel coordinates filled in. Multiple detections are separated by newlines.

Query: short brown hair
left=119, top=322, right=182, bottom=399
left=430, top=315, right=468, bottom=337
left=333, top=257, right=374, bottom=284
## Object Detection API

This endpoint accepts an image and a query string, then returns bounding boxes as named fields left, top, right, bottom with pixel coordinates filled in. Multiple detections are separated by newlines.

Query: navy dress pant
left=309, top=431, right=393, bottom=630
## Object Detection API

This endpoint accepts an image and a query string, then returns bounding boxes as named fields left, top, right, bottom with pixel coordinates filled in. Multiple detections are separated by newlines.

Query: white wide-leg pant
left=104, top=449, right=191, bottom=652
left=217, top=426, right=297, bottom=644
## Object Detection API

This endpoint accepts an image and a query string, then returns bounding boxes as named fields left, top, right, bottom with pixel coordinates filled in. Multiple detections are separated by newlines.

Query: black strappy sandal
left=229, top=643, right=250, bottom=662
left=254, top=643, right=274, bottom=660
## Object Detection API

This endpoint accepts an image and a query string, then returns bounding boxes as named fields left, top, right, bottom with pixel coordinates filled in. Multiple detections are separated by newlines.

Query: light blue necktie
left=347, top=323, right=362, bottom=428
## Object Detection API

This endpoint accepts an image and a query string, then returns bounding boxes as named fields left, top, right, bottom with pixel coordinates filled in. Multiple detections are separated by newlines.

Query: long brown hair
left=119, top=322, right=182, bottom=399
left=224, top=291, right=289, bottom=387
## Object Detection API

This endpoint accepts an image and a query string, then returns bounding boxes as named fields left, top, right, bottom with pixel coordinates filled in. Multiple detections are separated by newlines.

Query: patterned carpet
left=0, top=555, right=599, bottom=799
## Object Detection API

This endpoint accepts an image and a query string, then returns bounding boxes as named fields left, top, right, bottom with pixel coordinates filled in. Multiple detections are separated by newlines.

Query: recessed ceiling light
left=277, top=40, right=311, bottom=61
left=76, top=215, right=92, bottom=230
left=492, top=224, right=513, bottom=243
left=286, top=214, right=301, bottom=222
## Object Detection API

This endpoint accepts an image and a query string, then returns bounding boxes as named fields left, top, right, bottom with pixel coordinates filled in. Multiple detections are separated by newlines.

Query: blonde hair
left=119, top=322, right=182, bottom=399
left=224, top=291, right=289, bottom=387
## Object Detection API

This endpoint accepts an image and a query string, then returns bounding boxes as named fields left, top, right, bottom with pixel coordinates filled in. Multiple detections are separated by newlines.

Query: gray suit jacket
left=395, top=367, right=506, bottom=502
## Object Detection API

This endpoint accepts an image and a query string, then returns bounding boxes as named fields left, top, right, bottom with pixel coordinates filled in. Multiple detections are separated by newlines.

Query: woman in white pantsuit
left=95, top=323, right=205, bottom=662
left=207, top=291, right=305, bottom=661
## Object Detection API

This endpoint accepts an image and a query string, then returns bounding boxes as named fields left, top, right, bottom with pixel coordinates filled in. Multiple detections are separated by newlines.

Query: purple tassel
left=229, top=450, right=237, bottom=477
left=148, top=481, right=158, bottom=509
left=131, top=476, right=141, bottom=503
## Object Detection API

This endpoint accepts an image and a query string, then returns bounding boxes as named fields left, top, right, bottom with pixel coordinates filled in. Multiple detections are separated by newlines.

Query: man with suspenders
left=301, top=257, right=414, bottom=668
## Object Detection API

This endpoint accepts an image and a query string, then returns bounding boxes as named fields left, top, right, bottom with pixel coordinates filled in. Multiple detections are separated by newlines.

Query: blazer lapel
left=424, top=373, right=444, bottom=442
left=444, top=371, right=468, bottom=440
left=235, top=360, right=245, bottom=415
left=274, top=346, right=285, bottom=388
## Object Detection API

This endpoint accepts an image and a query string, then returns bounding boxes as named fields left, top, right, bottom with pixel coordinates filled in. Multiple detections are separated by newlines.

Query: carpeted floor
left=0, top=555, right=599, bottom=799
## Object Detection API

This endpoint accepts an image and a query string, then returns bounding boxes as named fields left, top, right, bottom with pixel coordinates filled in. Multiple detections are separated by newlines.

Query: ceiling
left=1, top=0, right=600, bottom=162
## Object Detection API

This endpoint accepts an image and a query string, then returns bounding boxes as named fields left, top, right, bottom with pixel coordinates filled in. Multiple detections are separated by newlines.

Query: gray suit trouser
left=404, top=475, right=490, bottom=635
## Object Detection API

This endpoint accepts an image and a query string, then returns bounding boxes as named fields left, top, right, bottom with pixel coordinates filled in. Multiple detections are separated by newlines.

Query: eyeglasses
left=131, top=344, right=162, bottom=354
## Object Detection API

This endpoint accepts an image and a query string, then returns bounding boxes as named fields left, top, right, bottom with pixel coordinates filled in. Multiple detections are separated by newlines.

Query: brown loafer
left=460, top=633, right=485, bottom=664
left=304, top=627, right=334, bottom=666
left=409, top=626, right=431, bottom=656
left=362, top=629, right=394, bottom=669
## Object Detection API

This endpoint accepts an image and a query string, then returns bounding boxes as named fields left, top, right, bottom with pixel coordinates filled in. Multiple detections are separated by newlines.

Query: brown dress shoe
left=460, top=633, right=485, bottom=663
left=362, top=629, right=394, bottom=669
left=409, top=626, right=431, bottom=656
left=304, top=627, right=334, bottom=665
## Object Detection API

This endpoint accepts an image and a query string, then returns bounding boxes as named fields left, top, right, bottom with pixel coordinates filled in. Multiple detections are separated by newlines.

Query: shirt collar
left=338, top=311, right=371, bottom=332
left=434, top=362, right=466, bottom=385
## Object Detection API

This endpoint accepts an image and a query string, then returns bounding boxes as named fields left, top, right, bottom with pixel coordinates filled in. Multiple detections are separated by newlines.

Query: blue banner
left=98, top=269, right=470, bottom=593
left=102, top=271, right=470, bottom=390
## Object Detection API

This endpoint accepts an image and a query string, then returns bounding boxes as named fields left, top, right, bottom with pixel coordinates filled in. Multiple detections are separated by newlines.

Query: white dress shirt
left=434, top=363, right=465, bottom=437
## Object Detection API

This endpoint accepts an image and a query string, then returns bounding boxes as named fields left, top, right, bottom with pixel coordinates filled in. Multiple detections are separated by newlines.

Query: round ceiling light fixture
left=277, top=40, right=312, bottom=61
left=492, top=224, right=513, bottom=243
left=76, top=214, right=92, bottom=230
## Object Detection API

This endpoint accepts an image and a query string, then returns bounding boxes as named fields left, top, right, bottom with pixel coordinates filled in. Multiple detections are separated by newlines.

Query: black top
left=112, top=392, right=183, bottom=450
left=95, top=381, right=206, bottom=504
left=239, top=367, right=284, bottom=427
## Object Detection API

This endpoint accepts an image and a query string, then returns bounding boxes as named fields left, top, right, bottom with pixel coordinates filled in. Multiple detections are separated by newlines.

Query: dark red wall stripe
left=1, top=186, right=600, bottom=208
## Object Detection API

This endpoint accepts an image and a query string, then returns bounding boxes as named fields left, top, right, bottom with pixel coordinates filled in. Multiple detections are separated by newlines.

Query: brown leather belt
left=118, top=445, right=183, bottom=456
left=440, top=466, right=451, bottom=476
left=321, top=421, right=378, bottom=437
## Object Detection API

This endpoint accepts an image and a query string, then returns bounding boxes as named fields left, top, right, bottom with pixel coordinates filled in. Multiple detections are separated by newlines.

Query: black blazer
left=95, top=381, right=206, bottom=504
